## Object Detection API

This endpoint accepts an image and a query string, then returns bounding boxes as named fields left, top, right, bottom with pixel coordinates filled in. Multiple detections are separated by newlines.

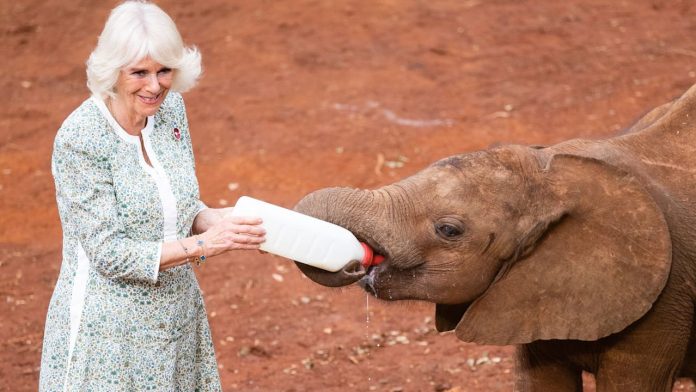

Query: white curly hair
left=86, top=0, right=202, bottom=99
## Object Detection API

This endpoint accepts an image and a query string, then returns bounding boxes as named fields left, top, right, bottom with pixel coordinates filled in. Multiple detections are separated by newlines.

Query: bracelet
left=194, top=235, right=207, bottom=266
left=177, top=239, right=191, bottom=263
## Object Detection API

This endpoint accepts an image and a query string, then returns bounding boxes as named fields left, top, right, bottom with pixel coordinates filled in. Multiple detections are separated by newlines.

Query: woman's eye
left=157, top=68, right=172, bottom=76
left=132, top=70, right=147, bottom=77
left=435, top=223, right=463, bottom=239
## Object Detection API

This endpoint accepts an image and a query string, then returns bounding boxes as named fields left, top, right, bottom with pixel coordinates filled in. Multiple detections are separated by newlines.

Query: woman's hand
left=191, top=207, right=226, bottom=234
left=160, top=213, right=265, bottom=271
left=196, top=216, right=266, bottom=258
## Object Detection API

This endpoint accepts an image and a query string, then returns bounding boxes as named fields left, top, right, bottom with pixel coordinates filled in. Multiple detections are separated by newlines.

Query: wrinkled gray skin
left=294, top=84, right=696, bottom=391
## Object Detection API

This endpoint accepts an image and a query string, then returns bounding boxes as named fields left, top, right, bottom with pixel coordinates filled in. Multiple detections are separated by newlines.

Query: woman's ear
left=453, top=154, right=672, bottom=345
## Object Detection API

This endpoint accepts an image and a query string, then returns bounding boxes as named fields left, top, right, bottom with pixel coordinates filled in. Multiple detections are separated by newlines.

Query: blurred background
left=2, top=0, right=696, bottom=390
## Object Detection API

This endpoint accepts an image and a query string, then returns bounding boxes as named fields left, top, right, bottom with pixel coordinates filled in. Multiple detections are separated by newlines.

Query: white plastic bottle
left=230, top=196, right=383, bottom=272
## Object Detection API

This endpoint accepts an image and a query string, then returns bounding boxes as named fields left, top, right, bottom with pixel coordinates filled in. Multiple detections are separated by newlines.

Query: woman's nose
left=145, top=73, right=161, bottom=92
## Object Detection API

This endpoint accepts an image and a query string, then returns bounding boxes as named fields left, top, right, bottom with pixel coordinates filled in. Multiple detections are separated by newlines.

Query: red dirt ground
left=3, top=1, right=696, bottom=391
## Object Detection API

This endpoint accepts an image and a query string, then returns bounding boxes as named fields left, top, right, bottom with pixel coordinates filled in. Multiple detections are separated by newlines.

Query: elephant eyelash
left=434, top=221, right=466, bottom=240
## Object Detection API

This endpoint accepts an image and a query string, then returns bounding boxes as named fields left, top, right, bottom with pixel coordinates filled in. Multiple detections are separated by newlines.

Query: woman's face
left=113, top=57, right=173, bottom=119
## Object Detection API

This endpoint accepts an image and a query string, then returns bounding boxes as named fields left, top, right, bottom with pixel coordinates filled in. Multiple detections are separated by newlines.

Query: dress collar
left=91, top=95, right=155, bottom=144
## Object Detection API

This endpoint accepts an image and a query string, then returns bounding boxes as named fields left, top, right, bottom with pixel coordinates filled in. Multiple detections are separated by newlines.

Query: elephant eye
left=435, top=223, right=463, bottom=239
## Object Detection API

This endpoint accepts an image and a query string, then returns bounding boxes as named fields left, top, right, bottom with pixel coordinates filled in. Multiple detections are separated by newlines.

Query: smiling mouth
left=138, top=93, right=162, bottom=105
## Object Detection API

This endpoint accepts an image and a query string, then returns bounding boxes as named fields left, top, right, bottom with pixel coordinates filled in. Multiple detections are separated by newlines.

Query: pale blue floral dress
left=39, top=92, right=222, bottom=391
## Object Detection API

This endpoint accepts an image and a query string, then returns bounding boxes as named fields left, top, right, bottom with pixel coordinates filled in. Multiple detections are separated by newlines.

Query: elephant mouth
left=289, top=231, right=391, bottom=289
left=357, top=253, right=429, bottom=300
left=358, top=263, right=424, bottom=300
left=353, top=235, right=389, bottom=296
left=358, top=268, right=379, bottom=297
left=349, top=232, right=388, bottom=266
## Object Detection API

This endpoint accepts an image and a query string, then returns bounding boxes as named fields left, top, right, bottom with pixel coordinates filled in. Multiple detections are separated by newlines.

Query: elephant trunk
left=293, top=186, right=380, bottom=287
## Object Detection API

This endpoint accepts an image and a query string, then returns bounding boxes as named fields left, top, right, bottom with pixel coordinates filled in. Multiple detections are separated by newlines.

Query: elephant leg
left=595, top=333, right=687, bottom=391
left=594, top=298, right=693, bottom=392
left=678, top=325, right=696, bottom=380
left=514, top=344, right=583, bottom=392
left=594, top=355, right=680, bottom=392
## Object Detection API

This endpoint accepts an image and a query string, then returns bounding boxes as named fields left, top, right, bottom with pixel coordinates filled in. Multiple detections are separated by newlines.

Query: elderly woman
left=39, top=1, right=265, bottom=390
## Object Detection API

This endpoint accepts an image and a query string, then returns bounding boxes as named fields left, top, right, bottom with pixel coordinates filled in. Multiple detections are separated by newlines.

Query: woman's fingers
left=200, top=217, right=267, bottom=256
left=231, top=233, right=265, bottom=244
left=232, top=224, right=266, bottom=236
left=228, top=216, right=263, bottom=225
left=217, top=217, right=266, bottom=235
left=220, top=236, right=263, bottom=251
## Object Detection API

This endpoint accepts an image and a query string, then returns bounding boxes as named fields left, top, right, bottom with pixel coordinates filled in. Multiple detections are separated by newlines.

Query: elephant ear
left=454, top=154, right=672, bottom=345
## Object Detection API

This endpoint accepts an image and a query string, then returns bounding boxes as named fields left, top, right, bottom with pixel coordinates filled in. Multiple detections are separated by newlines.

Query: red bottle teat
left=360, top=242, right=386, bottom=267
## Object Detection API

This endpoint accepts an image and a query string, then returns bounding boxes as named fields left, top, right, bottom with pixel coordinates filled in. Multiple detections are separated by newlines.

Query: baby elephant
left=293, top=84, right=696, bottom=391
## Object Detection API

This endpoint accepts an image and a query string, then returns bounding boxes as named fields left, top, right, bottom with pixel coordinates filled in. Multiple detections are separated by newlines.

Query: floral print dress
left=39, top=92, right=222, bottom=391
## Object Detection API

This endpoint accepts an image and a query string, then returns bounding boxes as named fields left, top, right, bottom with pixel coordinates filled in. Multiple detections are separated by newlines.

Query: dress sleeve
left=52, top=125, right=161, bottom=284
left=196, top=200, right=209, bottom=216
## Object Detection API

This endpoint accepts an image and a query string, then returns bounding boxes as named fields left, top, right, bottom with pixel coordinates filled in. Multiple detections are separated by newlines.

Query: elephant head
left=294, top=145, right=672, bottom=345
